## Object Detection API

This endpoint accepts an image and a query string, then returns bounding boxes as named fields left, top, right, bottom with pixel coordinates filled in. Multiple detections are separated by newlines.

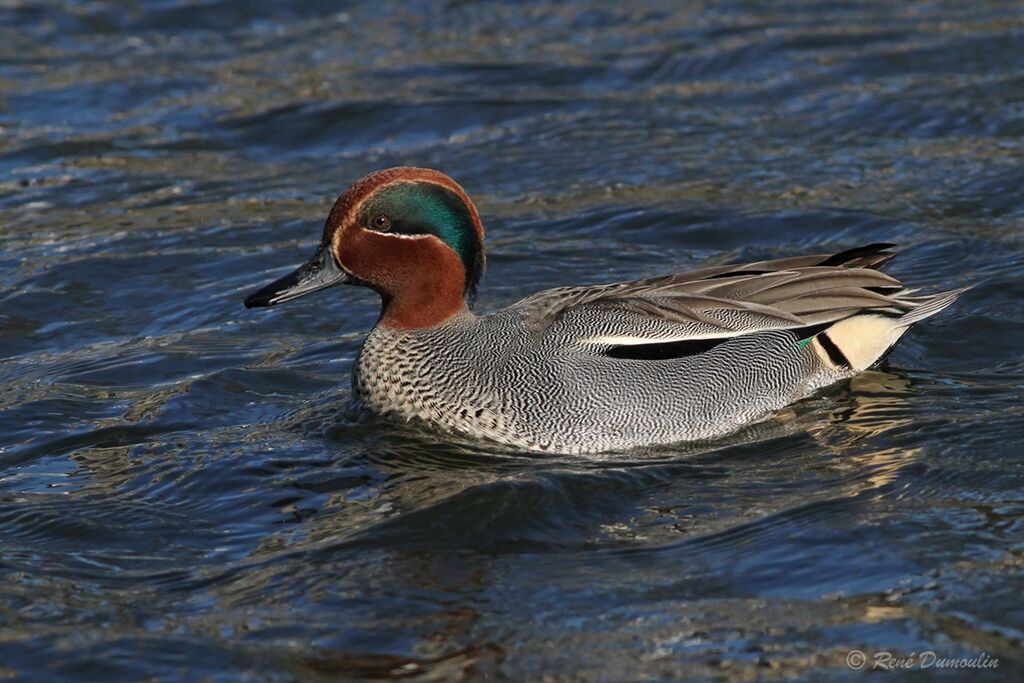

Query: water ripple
left=2, top=1, right=1023, bottom=680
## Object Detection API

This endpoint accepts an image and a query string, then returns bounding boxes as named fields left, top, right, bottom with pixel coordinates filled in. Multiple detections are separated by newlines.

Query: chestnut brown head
left=245, top=167, right=485, bottom=329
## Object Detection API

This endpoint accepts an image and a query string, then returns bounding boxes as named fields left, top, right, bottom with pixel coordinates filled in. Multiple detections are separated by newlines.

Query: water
left=2, top=1, right=1023, bottom=680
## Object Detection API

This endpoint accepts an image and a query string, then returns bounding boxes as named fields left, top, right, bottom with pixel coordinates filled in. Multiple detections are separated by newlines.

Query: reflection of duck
left=796, top=369, right=920, bottom=444
left=245, top=167, right=965, bottom=454
left=841, top=370, right=917, bottom=438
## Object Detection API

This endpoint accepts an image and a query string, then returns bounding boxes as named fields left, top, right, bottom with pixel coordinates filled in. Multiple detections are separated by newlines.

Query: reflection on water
left=2, top=0, right=1024, bottom=680
left=842, top=370, right=918, bottom=436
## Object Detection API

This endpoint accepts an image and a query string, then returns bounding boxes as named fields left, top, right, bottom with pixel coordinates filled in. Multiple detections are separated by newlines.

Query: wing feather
left=508, top=243, right=918, bottom=351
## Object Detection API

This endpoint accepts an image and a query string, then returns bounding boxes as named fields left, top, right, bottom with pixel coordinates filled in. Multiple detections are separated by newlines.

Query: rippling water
left=2, top=1, right=1023, bottom=680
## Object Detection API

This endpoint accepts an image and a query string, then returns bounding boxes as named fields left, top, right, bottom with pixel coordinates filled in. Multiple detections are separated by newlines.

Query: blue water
left=1, top=1, right=1023, bottom=680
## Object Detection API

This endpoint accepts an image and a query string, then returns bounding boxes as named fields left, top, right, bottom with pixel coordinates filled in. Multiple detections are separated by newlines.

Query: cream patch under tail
left=809, top=288, right=968, bottom=372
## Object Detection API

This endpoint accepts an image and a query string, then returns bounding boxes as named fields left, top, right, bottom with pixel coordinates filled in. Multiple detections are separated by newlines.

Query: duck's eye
left=371, top=214, right=392, bottom=231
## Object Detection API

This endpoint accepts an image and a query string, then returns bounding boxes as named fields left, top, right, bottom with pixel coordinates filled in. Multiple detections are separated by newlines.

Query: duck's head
left=244, top=167, right=485, bottom=329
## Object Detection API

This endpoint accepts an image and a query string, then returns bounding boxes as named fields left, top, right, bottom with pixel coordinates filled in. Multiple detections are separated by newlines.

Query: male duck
left=245, top=167, right=963, bottom=454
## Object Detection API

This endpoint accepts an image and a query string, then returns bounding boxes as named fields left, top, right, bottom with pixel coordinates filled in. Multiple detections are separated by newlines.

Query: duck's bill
left=244, top=246, right=351, bottom=308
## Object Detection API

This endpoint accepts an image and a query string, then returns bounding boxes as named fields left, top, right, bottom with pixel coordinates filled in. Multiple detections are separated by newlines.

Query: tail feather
left=895, top=287, right=969, bottom=327
left=818, top=242, right=897, bottom=268
left=811, top=287, right=968, bottom=372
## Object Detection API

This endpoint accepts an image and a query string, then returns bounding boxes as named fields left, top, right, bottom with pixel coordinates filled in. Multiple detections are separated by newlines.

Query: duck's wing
left=510, top=243, right=923, bottom=353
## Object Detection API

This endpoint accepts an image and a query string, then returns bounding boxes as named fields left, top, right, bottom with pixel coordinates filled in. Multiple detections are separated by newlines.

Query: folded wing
left=510, top=243, right=929, bottom=357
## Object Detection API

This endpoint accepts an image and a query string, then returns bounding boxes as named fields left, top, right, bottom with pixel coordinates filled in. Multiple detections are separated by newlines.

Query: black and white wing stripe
left=509, top=243, right=922, bottom=355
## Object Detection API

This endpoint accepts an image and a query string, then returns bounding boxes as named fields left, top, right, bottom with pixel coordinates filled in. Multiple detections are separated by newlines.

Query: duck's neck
left=379, top=292, right=471, bottom=330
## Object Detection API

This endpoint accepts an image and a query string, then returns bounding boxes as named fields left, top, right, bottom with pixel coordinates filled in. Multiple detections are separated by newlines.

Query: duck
left=244, top=167, right=965, bottom=454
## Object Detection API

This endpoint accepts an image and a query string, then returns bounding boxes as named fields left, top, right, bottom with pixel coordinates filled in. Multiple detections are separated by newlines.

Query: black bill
left=244, top=245, right=350, bottom=308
